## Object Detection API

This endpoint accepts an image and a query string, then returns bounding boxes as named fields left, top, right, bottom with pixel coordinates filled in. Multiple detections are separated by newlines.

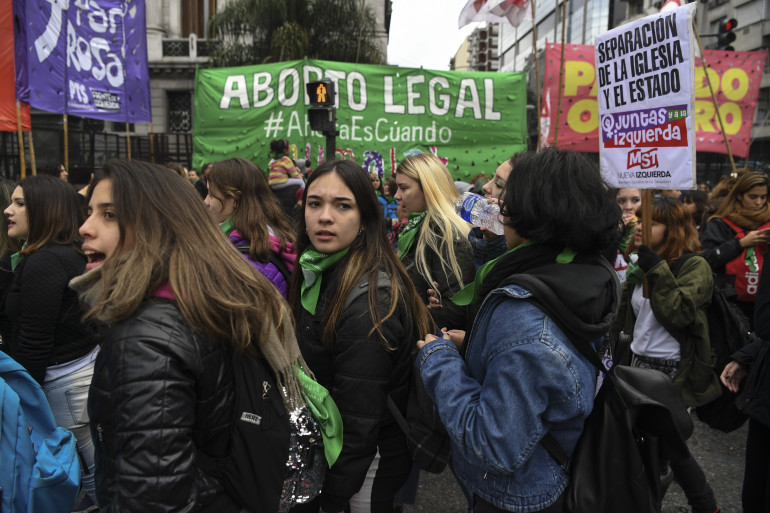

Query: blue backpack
left=0, top=351, right=81, bottom=513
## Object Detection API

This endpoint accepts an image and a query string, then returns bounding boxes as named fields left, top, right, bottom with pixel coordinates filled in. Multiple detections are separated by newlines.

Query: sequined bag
left=220, top=354, right=325, bottom=513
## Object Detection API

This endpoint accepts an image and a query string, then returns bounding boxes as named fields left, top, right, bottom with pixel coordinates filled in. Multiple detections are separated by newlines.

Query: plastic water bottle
left=454, top=192, right=504, bottom=235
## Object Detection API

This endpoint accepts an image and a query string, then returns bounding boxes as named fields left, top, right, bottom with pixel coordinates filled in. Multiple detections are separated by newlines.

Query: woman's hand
left=427, top=281, right=442, bottom=310
left=480, top=197, right=502, bottom=241
left=636, top=244, right=662, bottom=272
left=720, top=360, right=747, bottom=393
left=441, top=328, right=465, bottom=350
left=417, top=333, right=440, bottom=350
left=622, top=212, right=637, bottom=227
left=740, top=229, right=770, bottom=248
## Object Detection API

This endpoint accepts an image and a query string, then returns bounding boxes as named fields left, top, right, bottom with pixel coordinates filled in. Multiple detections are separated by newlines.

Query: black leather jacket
left=88, top=300, right=235, bottom=512
left=294, top=265, right=414, bottom=512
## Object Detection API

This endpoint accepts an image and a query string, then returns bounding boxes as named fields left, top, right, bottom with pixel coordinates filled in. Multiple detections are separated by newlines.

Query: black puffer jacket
left=294, top=264, right=414, bottom=513
left=3, top=244, right=97, bottom=384
left=88, top=300, right=235, bottom=513
left=701, top=218, right=744, bottom=275
left=401, top=223, right=475, bottom=331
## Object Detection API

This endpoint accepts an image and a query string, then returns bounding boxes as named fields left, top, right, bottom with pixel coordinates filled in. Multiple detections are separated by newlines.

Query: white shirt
left=629, top=283, right=681, bottom=360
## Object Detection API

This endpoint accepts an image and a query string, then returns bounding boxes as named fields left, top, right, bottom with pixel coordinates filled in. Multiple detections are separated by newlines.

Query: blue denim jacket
left=418, top=283, right=599, bottom=513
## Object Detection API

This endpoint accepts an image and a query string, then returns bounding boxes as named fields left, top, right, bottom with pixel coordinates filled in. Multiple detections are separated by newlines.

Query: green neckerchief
left=299, top=245, right=349, bottom=314
left=397, top=211, right=427, bottom=259
left=193, top=178, right=201, bottom=185
left=297, top=365, right=343, bottom=466
left=625, top=251, right=644, bottom=285
left=10, top=241, right=27, bottom=271
left=219, top=218, right=235, bottom=237
left=451, top=242, right=577, bottom=306
left=383, top=194, right=395, bottom=203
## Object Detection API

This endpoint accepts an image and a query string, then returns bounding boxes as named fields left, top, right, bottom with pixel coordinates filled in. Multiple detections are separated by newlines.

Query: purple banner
left=599, top=104, right=687, bottom=143
left=14, top=0, right=150, bottom=122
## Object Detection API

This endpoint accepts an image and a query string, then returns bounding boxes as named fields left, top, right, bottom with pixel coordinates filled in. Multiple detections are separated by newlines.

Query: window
left=168, top=91, right=192, bottom=133
left=182, top=0, right=216, bottom=38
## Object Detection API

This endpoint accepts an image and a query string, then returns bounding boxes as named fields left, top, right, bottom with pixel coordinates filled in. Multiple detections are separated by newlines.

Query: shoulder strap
left=342, top=272, right=391, bottom=310
left=721, top=217, right=745, bottom=237
left=268, top=252, right=292, bottom=284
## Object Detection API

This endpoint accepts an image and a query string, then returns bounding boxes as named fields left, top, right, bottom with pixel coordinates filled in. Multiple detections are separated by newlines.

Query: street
left=405, top=416, right=748, bottom=512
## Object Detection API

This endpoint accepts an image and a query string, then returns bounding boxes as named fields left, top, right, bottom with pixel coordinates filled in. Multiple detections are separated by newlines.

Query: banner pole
left=28, top=131, right=36, bottom=175
left=693, top=22, right=736, bottom=175
left=15, top=100, right=27, bottom=179
left=148, top=122, right=156, bottom=163
left=126, top=122, right=131, bottom=161
left=63, top=114, right=69, bottom=172
left=642, top=188, right=653, bottom=298
left=531, top=0, right=541, bottom=151
left=553, top=0, right=569, bottom=147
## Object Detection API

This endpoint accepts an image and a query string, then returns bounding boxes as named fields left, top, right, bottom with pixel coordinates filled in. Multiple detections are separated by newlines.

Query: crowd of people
left=0, top=146, right=768, bottom=513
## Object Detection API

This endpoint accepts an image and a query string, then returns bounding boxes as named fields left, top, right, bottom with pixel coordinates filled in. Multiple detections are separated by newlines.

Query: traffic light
left=717, top=18, right=738, bottom=51
left=306, top=80, right=336, bottom=132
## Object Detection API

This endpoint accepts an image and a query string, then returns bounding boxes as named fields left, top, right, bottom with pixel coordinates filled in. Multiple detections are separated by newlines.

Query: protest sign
left=541, top=43, right=765, bottom=159
left=694, top=49, right=766, bottom=157
left=1, top=0, right=29, bottom=131
left=193, top=58, right=528, bottom=180
left=13, top=0, right=151, bottom=123
left=595, top=4, right=697, bottom=189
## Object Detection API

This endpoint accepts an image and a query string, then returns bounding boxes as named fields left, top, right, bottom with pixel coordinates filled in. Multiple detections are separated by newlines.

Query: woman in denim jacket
left=417, top=149, right=622, bottom=513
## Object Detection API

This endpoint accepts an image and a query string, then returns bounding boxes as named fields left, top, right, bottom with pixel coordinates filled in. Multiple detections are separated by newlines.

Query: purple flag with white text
left=14, top=0, right=151, bottom=122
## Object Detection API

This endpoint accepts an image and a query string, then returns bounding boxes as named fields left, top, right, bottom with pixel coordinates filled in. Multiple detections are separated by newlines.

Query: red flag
left=659, top=0, right=682, bottom=13
left=0, top=0, right=30, bottom=132
left=459, top=0, right=531, bottom=28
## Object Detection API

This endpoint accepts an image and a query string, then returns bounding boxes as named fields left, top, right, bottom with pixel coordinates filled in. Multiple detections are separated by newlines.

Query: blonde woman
left=394, top=152, right=474, bottom=331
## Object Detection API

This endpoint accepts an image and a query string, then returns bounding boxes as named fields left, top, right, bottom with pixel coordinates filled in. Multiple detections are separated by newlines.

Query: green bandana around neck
left=397, top=211, right=427, bottom=260
left=299, top=245, right=349, bottom=314
left=451, top=242, right=577, bottom=306
left=11, top=242, right=28, bottom=271
left=219, top=218, right=235, bottom=237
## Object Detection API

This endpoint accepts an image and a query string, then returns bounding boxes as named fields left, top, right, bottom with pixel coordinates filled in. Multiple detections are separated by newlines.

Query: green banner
left=193, top=58, right=527, bottom=181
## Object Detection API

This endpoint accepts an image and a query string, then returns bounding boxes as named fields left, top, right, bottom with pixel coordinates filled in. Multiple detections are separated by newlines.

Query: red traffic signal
left=306, top=81, right=335, bottom=107
left=720, top=18, right=737, bottom=32
left=717, top=18, right=738, bottom=51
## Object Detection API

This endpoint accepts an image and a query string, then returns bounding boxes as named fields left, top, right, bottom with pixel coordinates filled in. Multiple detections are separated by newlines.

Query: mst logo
left=627, top=148, right=659, bottom=170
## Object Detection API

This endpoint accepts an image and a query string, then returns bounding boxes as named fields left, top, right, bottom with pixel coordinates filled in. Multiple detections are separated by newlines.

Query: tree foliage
left=209, top=0, right=385, bottom=67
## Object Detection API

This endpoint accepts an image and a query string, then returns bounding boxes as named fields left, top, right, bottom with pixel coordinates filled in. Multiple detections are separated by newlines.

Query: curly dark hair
left=499, top=148, right=622, bottom=255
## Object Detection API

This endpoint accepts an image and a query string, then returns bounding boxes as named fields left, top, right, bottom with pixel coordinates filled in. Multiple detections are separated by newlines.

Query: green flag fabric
left=193, top=58, right=527, bottom=181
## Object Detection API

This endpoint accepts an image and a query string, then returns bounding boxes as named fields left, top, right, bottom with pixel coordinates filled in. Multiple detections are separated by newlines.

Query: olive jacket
left=611, top=255, right=721, bottom=407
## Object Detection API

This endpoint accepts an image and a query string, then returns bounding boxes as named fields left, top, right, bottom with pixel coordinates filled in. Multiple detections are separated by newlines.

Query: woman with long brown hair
left=75, top=160, right=310, bottom=511
left=613, top=196, right=720, bottom=513
left=3, top=175, right=99, bottom=509
left=290, top=159, right=430, bottom=513
left=702, top=171, right=770, bottom=322
left=205, top=157, right=296, bottom=297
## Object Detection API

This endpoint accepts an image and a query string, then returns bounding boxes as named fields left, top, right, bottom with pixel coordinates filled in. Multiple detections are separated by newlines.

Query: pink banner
left=542, top=43, right=766, bottom=158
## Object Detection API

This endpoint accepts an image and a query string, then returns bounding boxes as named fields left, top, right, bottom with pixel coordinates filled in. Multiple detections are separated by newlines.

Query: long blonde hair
left=84, top=160, right=289, bottom=355
left=396, top=153, right=472, bottom=291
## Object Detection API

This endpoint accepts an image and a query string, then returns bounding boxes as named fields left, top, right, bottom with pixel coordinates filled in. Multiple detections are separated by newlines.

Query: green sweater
left=611, top=255, right=721, bottom=407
